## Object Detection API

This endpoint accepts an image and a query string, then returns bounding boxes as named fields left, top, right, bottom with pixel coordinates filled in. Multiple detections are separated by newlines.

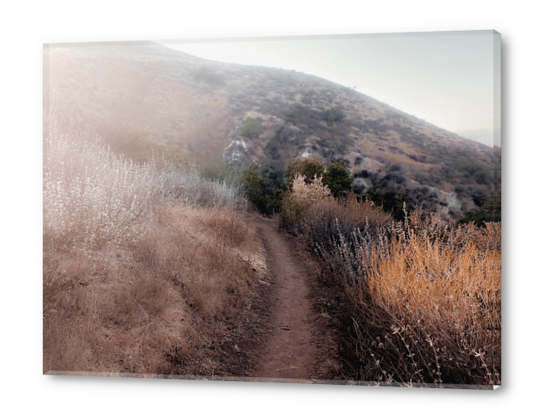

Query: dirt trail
left=253, top=217, right=318, bottom=381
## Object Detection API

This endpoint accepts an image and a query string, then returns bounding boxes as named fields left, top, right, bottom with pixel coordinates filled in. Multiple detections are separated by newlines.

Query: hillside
left=44, top=40, right=500, bottom=218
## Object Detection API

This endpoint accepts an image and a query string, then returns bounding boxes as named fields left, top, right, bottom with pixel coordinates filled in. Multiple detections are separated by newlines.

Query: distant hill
left=44, top=41, right=501, bottom=219
left=456, top=129, right=501, bottom=147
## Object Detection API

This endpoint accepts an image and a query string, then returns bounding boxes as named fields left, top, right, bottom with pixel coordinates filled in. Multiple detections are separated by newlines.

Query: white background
left=0, top=1, right=537, bottom=419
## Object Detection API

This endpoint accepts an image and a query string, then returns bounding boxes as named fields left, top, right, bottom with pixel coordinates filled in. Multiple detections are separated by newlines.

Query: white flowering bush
left=291, top=173, right=331, bottom=205
left=44, top=115, right=245, bottom=250
left=44, top=122, right=155, bottom=249
left=154, top=166, right=246, bottom=209
left=280, top=173, right=331, bottom=229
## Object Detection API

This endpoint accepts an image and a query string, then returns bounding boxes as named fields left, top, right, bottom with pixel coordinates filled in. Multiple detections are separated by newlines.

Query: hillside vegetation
left=45, top=41, right=500, bottom=221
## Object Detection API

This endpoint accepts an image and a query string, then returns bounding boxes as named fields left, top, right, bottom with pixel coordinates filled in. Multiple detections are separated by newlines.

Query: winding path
left=253, top=217, right=317, bottom=381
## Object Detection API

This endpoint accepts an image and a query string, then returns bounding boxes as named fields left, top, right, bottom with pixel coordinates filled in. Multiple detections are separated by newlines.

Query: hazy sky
left=163, top=31, right=500, bottom=133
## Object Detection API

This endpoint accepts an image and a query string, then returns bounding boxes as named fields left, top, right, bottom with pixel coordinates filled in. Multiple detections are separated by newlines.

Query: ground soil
left=201, top=215, right=348, bottom=383
left=249, top=216, right=343, bottom=382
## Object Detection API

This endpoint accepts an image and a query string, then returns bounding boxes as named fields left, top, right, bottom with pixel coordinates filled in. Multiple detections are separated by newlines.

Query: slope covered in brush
left=44, top=41, right=500, bottom=219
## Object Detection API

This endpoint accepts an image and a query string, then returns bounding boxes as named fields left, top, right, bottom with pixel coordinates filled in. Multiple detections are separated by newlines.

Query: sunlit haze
left=163, top=31, right=499, bottom=133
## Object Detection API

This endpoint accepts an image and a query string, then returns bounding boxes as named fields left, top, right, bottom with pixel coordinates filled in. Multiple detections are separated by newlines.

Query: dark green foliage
left=322, top=107, right=345, bottom=123
left=242, top=167, right=265, bottom=210
left=285, top=157, right=325, bottom=188
left=471, top=189, right=489, bottom=207
left=241, top=166, right=286, bottom=215
left=322, top=161, right=353, bottom=197
left=238, top=117, right=263, bottom=139
left=459, top=191, right=501, bottom=226
left=473, top=169, right=491, bottom=185
left=456, top=161, right=493, bottom=185
left=363, top=189, right=414, bottom=221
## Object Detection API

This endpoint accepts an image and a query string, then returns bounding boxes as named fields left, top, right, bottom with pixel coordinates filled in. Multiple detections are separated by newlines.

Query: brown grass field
left=43, top=116, right=265, bottom=376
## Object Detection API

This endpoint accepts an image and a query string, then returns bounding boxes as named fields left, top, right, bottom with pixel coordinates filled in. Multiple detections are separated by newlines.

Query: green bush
left=459, top=191, right=501, bottom=226
left=239, top=117, right=263, bottom=139
left=286, top=157, right=325, bottom=188
left=363, top=188, right=414, bottom=221
left=322, top=107, right=345, bottom=123
left=241, top=166, right=286, bottom=215
left=323, top=161, right=353, bottom=197
left=474, top=169, right=491, bottom=184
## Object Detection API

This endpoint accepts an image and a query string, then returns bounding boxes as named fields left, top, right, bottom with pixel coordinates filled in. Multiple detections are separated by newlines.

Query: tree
left=239, top=117, right=262, bottom=139
left=286, top=157, right=325, bottom=188
left=242, top=166, right=264, bottom=210
left=241, top=165, right=286, bottom=215
left=322, top=161, right=353, bottom=197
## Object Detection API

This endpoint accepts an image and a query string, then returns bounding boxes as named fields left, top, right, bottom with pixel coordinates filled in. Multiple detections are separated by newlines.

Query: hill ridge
left=44, top=40, right=500, bottom=218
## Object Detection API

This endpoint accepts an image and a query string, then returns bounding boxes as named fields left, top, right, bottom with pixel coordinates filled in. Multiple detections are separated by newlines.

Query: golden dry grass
left=283, top=188, right=501, bottom=386
left=347, top=222, right=500, bottom=385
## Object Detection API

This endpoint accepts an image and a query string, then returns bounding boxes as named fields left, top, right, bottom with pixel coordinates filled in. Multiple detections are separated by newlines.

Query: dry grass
left=43, top=203, right=262, bottom=375
left=345, top=219, right=501, bottom=386
left=284, top=190, right=501, bottom=387
left=43, top=115, right=262, bottom=376
left=283, top=191, right=392, bottom=248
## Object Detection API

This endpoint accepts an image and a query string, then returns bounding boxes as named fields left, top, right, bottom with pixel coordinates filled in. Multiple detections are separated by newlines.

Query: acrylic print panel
left=43, top=30, right=501, bottom=389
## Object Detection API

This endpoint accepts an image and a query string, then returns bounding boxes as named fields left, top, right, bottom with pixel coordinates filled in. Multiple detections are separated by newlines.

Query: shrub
left=241, top=166, right=286, bottom=215
left=200, top=156, right=244, bottom=185
left=322, top=107, right=345, bottom=123
left=43, top=121, right=157, bottom=250
left=474, top=169, right=491, bottom=185
left=459, top=191, right=501, bottom=226
left=323, top=161, right=353, bottom=197
left=345, top=219, right=501, bottom=386
left=363, top=189, right=413, bottom=221
left=44, top=129, right=246, bottom=252
left=280, top=173, right=331, bottom=229
left=241, top=167, right=265, bottom=209
left=156, top=165, right=246, bottom=210
left=285, top=156, right=325, bottom=188
left=290, top=193, right=392, bottom=248
left=238, top=117, right=262, bottom=139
